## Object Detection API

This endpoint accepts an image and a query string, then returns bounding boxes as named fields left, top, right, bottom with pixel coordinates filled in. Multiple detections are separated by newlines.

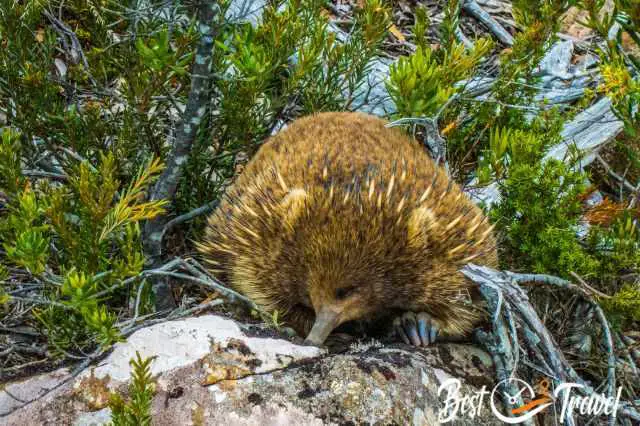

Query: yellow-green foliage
left=574, top=0, right=640, bottom=327
left=385, top=0, right=615, bottom=286
left=100, top=158, right=167, bottom=242
left=386, top=40, right=492, bottom=118
left=1, top=186, right=50, bottom=275
left=0, top=129, right=24, bottom=194
left=387, top=1, right=609, bottom=287
left=489, top=151, right=597, bottom=277
left=477, top=127, right=547, bottom=183
left=587, top=214, right=640, bottom=327
left=215, top=0, right=389, bottom=141
left=0, top=138, right=165, bottom=350
left=109, top=352, right=156, bottom=426
left=580, top=0, right=640, bottom=139
left=601, top=284, right=640, bottom=328
left=0, top=0, right=395, bottom=359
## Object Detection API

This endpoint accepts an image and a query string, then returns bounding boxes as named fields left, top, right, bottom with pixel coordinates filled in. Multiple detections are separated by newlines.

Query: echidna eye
left=335, top=286, right=355, bottom=300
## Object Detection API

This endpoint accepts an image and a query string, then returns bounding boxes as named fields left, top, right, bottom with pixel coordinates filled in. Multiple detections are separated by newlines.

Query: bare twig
left=615, top=333, right=639, bottom=379
left=8, top=296, right=71, bottom=309
left=569, top=271, right=612, bottom=299
left=385, top=95, right=458, bottom=173
left=92, top=257, right=261, bottom=315
left=119, top=298, right=224, bottom=337
left=144, top=269, right=261, bottom=313
left=53, top=144, right=98, bottom=173
left=160, top=200, right=218, bottom=240
left=43, top=9, right=97, bottom=86
left=168, top=298, right=224, bottom=318
left=595, top=154, right=637, bottom=193
left=21, top=170, right=68, bottom=182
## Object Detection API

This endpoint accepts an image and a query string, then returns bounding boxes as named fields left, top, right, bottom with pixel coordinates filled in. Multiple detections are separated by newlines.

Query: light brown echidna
left=197, top=112, right=497, bottom=346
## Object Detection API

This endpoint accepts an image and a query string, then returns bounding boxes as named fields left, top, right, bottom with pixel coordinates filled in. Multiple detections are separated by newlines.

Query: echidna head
left=301, top=246, right=397, bottom=346
left=277, top=188, right=424, bottom=346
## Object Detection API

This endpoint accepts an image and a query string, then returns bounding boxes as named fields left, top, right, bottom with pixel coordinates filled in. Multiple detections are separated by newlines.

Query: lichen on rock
left=0, top=314, right=501, bottom=425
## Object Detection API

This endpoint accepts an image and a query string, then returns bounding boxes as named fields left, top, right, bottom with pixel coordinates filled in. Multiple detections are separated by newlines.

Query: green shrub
left=0, top=147, right=165, bottom=351
left=386, top=0, right=492, bottom=119
left=0, top=0, right=391, bottom=360
left=109, top=352, right=156, bottom=426
left=486, top=133, right=597, bottom=277
left=385, top=0, right=640, bottom=329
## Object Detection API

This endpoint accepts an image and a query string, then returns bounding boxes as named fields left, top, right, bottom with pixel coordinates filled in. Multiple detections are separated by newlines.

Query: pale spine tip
left=419, top=187, right=432, bottom=204
left=445, top=215, right=463, bottom=231
left=277, top=171, right=288, bottom=192
left=386, top=175, right=395, bottom=200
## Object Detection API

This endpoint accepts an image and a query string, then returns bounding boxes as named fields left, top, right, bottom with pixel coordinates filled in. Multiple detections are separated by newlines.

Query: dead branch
left=21, top=170, right=68, bottom=182
left=462, top=0, right=514, bottom=46
left=43, top=9, right=97, bottom=87
left=595, top=154, right=637, bottom=193
left=463, top=264, right=640, bottom=425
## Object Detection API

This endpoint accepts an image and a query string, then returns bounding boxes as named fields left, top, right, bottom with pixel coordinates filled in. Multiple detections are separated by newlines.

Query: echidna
left=197, top=112, right=497, bottom=346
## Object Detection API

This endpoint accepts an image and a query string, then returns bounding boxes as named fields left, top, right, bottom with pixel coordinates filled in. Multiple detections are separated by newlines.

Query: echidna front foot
left=394, top=312, right=440, bottom=347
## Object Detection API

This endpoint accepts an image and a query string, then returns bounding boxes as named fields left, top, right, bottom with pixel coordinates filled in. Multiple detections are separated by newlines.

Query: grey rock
left=536, top=40, right=574, bottom=80
left=74, top=408, right=112, bottom=426
left=226, top=0, right=268, bottom=26
left=351, top=58, right=396, bottom=117
left=0, top=367, right=71, bottom=416
left=1, top=315, right=501, bottom=425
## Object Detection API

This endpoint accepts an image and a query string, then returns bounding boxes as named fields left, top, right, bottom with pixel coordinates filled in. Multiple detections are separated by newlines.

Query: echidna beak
left=303, top=307, right=341, bottom=347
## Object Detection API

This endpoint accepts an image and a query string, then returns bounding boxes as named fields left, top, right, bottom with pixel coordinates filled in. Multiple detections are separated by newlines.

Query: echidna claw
left=394, top=312, right=439, bottom=347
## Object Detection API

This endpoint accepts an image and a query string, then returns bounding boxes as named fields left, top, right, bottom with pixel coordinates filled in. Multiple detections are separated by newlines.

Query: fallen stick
left=462, top=264, right=640, bottom=424
left=462, top=0, right=514, bottom=46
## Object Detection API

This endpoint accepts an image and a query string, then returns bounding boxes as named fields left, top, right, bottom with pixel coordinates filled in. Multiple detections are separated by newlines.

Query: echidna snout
left=303, top=276, right=374, bottom=345
left=304, top=307, right=340, bottom=346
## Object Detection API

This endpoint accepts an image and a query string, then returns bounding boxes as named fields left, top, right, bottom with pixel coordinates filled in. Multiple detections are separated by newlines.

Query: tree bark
left=143, top=1, right=220, bottom=310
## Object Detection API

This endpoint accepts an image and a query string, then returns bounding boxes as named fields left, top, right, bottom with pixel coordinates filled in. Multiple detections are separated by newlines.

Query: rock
left=226, top=0, right=268, bottom=25
left=535, top=40, right=574, bottom=80
left=0, top=368, right=71, bottom=416
left=82, top=316, right=320, bottom=383
left=1, top=315, right=501, bottom=425
left=350, top=58, right=397, bottom=118
left=561, top=7, right=593, bottom=41
left=74, top=408, right=112, bottom=426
